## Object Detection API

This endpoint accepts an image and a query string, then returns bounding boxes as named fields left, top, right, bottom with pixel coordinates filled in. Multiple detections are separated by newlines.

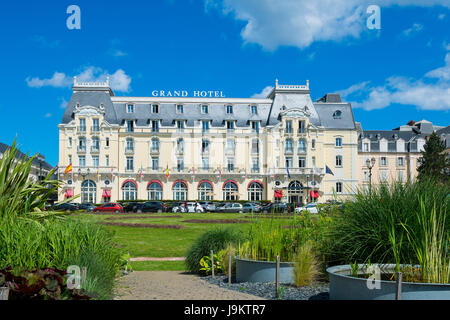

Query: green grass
left=130, top=260, right=187, bottom=271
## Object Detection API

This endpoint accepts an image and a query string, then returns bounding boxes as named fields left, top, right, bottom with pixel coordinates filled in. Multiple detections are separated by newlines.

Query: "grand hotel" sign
left=151, top=90, right=226, bottom=98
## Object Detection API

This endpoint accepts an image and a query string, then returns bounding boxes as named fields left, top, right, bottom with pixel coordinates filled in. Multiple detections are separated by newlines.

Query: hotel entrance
left=287, top=181, right=303, bottom=204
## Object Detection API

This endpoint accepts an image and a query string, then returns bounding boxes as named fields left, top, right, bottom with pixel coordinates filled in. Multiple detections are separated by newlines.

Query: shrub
left=185, top=227, right=246, bottom=274
left=293, top=242, right=320, bottom=287
left=217, top=244, right=236, bottom=276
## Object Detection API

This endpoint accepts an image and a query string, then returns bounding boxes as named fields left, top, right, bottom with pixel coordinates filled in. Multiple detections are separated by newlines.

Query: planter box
left=235, top=257, right=294, bottom=283
left=327, top=264, right=450, bottom=300
left=0, top=287, right=9, bottom=300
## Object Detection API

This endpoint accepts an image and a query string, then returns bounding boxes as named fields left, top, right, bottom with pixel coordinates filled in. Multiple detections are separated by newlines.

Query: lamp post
left=366, top=157, right=376, bottom=192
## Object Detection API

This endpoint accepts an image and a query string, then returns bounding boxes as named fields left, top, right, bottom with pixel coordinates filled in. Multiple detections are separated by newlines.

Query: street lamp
left=365, top=157, right=376, bottom=192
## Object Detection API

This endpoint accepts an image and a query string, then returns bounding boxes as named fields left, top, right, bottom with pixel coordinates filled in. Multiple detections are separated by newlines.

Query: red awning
left=310, top=190, right=320, bottom=198
left=65, top=189, right=74, bottom=198
left=102, top=190, right=111, bottom=197
left=274, top=190, right=283, bottom=198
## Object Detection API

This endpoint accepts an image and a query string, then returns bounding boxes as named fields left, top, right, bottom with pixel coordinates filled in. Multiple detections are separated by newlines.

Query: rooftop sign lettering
left=151, top=90, right=226, bottom=98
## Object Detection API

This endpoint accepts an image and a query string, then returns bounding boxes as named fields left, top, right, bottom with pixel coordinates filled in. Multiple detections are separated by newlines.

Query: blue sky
left=0, top=0, right=449, bottom=165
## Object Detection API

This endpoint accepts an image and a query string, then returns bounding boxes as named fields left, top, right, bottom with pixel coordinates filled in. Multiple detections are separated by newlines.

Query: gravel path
left=114, top=271, right=266, bottom=300
left=203, top=275, right=329, bottom=300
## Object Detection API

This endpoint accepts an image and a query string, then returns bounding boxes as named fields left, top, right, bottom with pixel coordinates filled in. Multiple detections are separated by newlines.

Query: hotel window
left=152, top=157, right=159, bottom=170
left=298, top=139, right=306, bottom=153
left=127, top=104, right=134, bottom=113
left=311, top=139, right=316, bottom=149
left=173, top=181, right=187, bottom=201
left=380, top=157, right=387, bottom=166
left=106, top=137, right=110, bottom=147
left=122, top=181, right=137, bottom=201
left=202, top=120, right=210, bottom=133
left=92, top=137, right=100, bottom=151
left=227, top=158, right=234, bottom=171
left=335, top=182, right=343, bottom=193
left=202, top=139, right=210, bottom=153
left=223, top=181, right=238, bottom=201
left=248, top=182, right=263, bottom=201
left=298, top=157, right=306, bottom=168
left=78, top=137, right=86, bottom=151
left=226, top=121, right=235, bottom=132
left=152, top=104, right=159, bottom=114
left=285, top=120, right=293, bottom=134
left=126, top=120, right=134, bottom=132
left=285, top=157, right=293, bottom=168
left=176, top=138, right=184, bottom=153
left=336, top=155, right=343, bottom=167
left=285, top=139, right=293, bottom=154
left=312, top=156, right=316, bottom=167
left=363, top=143, right=369, bottom=152
left=148, top=182, right=162, bottom=200
left=226, top=139, right=234, bottom=152
left=92, top=155, right=99, bottom=168
left=335, top=137, right=342, bottom=147
left=79, top=156, right=86, bottom=168
left=151, top=138, right=159, bottom=153
left=251, top=105, right=258, bottom=115
left=176, top=120, right=185, bottom=131
left=151, top=120, right=159, bottom=132
left=202, top=157, right=209, bottom=170
left=68, top=137, right=72, bottom=148
left=126, top=138, right=134, bottom=152
left=126, top=157, right=134, bottom=171
left=298, top=120, right=306, bottom=133
left=252, top=158, right=259, bottom=172
left=92, top=118, right=100, bottom=132
left=251, top=121, right=259, bottom=133
left=226, top=105, right=233, bottom=114
left=201, top=105, right=209, bottom=114
left=177, top=158, right=184, bottom=172
left=397, top=157, right=404, bottom=166
left=176, top=104, right=183, bottom=114
left=198, top=181, right=213, bottom=201
left=251, top=139, right=259, bottom=154
left=79, top=118, right=86, bottom=132
left=105, top=155, right=109, bottom=166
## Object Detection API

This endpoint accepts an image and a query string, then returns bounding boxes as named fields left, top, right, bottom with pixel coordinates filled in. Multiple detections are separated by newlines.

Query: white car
left=294, top=203, right=318, bottom=214
left=185, top=202, right=205, bottom=213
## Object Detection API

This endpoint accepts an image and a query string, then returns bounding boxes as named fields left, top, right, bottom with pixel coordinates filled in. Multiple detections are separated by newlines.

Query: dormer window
left=127, top=104, right=134, bottom=113
left=176, top=104, right=184, bottom=114
left=126, top=120, right=134, bottom=132
left=333, top=110, right=342, bottom=119
left=226, top=121, right=235, bottom=131
left=226, top=105, right=233, bottom=114
left=251, top=105, right=258, bottom=115
left=201, top=105, right=209, bottom=114
left=152, top=104, right=159, bottom=114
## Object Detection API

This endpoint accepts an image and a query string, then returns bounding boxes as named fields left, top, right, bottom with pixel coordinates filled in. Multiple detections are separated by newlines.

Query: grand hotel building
left=57, top=78, right=361, bottom=204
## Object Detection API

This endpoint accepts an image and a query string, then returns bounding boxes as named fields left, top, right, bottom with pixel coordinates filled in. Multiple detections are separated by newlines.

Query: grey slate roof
left=0, top=142, right=53, bottom=170
left=358, top=130, right=428, bottom=153
left=314, top=103, right=356, bottom=129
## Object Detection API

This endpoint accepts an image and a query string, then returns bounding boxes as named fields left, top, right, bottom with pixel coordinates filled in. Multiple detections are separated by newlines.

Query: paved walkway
left=114, top=271, right=265, bottom=300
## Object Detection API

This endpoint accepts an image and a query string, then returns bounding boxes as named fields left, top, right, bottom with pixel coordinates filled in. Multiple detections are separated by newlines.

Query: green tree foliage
left=417, top=132, right=450, bottom=183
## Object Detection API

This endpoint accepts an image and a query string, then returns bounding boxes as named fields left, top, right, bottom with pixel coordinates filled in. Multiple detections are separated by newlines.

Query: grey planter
left=0, top=287, right=9, bottom=300
left=327, top=264, right=450, bottom=300
left=235, top=257, right=295, bottom=283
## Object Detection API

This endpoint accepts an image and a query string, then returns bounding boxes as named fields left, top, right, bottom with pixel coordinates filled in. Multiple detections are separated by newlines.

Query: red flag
left=111, top=167, right=113, bottom=179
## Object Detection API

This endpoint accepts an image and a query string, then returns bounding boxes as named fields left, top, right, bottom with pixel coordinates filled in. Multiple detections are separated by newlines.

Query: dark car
left=242, top=202, right=261, bottom=213
left=165, top=202, right=185, bottom=212
left=93, top=203, right=123, bottom=213
left=51, top=203, right=79, bottom=212
left=134, top=201, right=167, bottom=213
left=122, top=202, right=139, bottom=213
left=78, top=203, right=95, bottom=212
left=261, top=202, right=289, bottom=214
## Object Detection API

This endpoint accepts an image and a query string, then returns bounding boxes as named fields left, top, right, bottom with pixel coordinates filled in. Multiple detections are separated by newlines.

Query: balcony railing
left=91, top=126, right=100, bottom=133
left=77, top=146, right=86, bottom=153
left=91, top=146, right=100, bottom=153
left=271, top=167, right=324, bottom=175
left=125, top=147, right=134, bottom=154
left=77, top=127, right=86, bottom=134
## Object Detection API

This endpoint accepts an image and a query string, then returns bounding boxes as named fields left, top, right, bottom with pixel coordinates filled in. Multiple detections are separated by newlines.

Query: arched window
left=333, top=110, right=342, bottom=119
left=173, top=181, right=188, bottom=200
left=223, top=181, right=238, bottom=201
left=147, top=181, right=163, bottom=200
left=287, top=180, right=303, bottom=204
left=198, top=181, right=213, bottom=200
left=81, top=180, right=96, bottom=203
left=122, top=181, right=137, bottom=200
left=248, top=182, right=263, bottom=201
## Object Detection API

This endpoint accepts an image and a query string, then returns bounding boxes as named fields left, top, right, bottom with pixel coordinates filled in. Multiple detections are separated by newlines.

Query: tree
left=417, top=132, right=450, bottom=183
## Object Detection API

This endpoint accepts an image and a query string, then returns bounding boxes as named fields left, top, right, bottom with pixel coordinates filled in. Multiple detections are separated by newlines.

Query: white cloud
left=400, top=23, right=424, bottom=38
left=205, top=0, right=450, bottom=50
left=438, top=13, right=446, bottom=19
left=59, top=97, right=68, bottom=109
left=26, top=66, right=132, bottom=92
left=44, top=113, right=52, bottom=118
left=251, top=85, right=273, bottom=98
left=110, top=49, right=128, bottom=57
left=339, top=54, right=450, bottom=111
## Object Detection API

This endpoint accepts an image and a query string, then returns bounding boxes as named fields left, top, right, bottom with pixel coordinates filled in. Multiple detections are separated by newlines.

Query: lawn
left=77, top=212, right=293, bottom=271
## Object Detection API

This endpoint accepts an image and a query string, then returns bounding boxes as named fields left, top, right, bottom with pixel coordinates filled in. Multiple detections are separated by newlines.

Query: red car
left=93, top=203, right=123, bottom=213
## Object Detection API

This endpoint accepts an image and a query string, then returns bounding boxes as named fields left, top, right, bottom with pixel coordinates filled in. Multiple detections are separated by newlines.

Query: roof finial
left=306, top=79, right=309, bottom=88
left=275, top=78, right=279, bottom=88
left=73, top=76, right=77, bottom=86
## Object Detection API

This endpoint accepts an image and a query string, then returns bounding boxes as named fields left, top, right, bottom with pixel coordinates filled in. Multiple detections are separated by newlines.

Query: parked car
left=198, top=201, right=215, bottom=212
left=93, top=203, right=123, bottom=213
left=170, top=202, right=187, bottom=213
left=261, top=202, right=289, bottom=214
left=51, top=203, right=79, bottom=212
left=185, top=202, right=205, bottom=213
left=214, top=202, right=226, bottom=212
left=216, top=202, right=243, bottom=213
left=294, top=203, right=319, bottom=214
left=78, top=203, right=95, bottom=212
left=242, top=202, right=261, bottom=213
left=134, top=201, right=167, bottom=213
left=122, top=202, right=139, bottom=213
